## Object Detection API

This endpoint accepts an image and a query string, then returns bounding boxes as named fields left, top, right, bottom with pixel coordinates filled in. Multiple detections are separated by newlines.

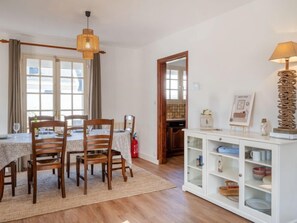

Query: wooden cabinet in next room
left=166, top=119, right=185, bottom=157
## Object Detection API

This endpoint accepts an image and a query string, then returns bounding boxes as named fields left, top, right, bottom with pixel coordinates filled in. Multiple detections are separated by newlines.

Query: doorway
left=157, top=51, right=188, bottom=164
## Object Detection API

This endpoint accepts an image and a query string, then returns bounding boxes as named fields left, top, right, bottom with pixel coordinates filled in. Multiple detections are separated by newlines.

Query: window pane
left=41, top=111, right=54, bottom=116
left=183, top=71, right=187, bottom=80
left=73, top=63, right=84, bottom=78
left=60, top=61, right=72, bottom=77
left=41, top=94, right=53, bottom=110
left=26, top=59, right=39, bottom=75
left=61, top=78, right=72, bottom=93
left=61, top=94, right=72, bottom=109
left=166, top=90, right=170, bottom=99
left=27, top=76, right=39, bottom=93
left=170, top=80, right=178, bottom=89
left=27, top=94, right=39, bottom=110
left=166, top=72, right=170, bottom=79
left=73, top=78, right=84, bottom=93
left=73, top=110, right=83, bottom=115
left=73, top=95, right=84, bottom=109
left=183, top=81, right=187, bottom=89
left=171, top=90, right=178, bottom=99
left=41, top=60, right=53, bottom=76
left=41, top=77, right=53, bottom=93
left=166, top=80, right=170, bottom=89
left=60, top=111, right=72, bottom=121
left=183, top=90, right=187, bottom=100
left=171, top=70, right=178, bottom=79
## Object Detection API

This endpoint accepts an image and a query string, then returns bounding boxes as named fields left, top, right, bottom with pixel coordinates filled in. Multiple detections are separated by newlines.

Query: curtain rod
left=0, top=39, right=106, bottom=54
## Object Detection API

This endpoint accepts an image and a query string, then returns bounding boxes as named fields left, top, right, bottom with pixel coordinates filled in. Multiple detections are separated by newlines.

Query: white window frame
left=21, top=54, right=88, bottom=130
left=166, top=65, right=187, bottom=104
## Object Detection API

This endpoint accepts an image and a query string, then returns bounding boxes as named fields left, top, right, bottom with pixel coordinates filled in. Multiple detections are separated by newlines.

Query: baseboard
left=138, top=152, right=159, bottom=165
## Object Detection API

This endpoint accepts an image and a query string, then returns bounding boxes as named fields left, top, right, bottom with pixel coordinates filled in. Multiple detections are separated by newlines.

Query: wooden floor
left=11, top=156, right=251, bottom=223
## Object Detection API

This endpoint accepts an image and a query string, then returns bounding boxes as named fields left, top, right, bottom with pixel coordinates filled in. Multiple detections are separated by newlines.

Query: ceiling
left=0, top=0, right=253, bottom=48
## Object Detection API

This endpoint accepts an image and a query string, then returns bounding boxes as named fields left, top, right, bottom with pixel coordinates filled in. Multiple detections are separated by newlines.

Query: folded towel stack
left=217, top=146, right=239, bottom=155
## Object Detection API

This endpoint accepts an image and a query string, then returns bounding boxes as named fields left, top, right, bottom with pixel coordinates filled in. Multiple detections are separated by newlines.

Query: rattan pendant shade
left=76, top=11, right=100, bottom=60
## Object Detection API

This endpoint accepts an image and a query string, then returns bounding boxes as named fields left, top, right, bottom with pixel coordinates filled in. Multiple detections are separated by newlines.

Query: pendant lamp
left=77, top=11, right=99, bottom=60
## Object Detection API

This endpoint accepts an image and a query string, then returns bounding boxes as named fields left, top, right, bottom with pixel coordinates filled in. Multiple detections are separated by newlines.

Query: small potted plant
left=200, top=109, right=213, bottom=129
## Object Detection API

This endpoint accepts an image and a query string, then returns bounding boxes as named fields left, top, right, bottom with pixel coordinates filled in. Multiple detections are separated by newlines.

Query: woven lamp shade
left=77, top=28, right=100, bottom=60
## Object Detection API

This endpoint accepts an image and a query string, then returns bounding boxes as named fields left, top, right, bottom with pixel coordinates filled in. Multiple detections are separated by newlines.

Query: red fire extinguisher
left=131, top=133, right=138, bottom=158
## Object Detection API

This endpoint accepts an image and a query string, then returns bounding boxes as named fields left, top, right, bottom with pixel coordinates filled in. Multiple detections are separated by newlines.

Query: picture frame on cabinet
left=229, top=92, right=255, bottom=127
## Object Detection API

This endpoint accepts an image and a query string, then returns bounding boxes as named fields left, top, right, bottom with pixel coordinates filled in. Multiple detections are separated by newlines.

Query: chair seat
left=79, top=153, right=108, bottom=163
left=29, top=158, right=62, bottom=171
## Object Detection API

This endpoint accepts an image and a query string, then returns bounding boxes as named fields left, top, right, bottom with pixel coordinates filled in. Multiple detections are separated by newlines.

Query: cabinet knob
left=239, top=173, right=242, bottom=177
left=219, top=138, right=222, bottom=141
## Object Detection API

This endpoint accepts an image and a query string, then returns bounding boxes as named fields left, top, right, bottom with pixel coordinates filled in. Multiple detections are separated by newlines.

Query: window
left=22, top=55, right=87, bottom=130
left=165, top=68, right=187, bottom=101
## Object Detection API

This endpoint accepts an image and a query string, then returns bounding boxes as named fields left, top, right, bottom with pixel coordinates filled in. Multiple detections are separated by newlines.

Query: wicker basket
left=219, top=180, right=239, bottom=196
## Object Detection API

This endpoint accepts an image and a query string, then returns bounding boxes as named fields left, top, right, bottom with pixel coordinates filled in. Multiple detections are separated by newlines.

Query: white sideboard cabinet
left=182, top=129, right=297, bottom=223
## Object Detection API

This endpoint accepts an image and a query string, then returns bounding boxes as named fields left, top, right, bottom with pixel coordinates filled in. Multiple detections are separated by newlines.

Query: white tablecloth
left=0, top=130, right=132, bottom=170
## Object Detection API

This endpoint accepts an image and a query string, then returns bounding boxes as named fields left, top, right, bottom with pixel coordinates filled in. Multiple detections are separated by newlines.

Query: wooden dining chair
left=28, top=115, right=56, bottom=174
left=27, top=120, right=67, bottom=204
left=110, top=115, right=135, bottom=181
left=65, top=115, right=88, bottom=178
left=76, top=119, right=114, bottom=194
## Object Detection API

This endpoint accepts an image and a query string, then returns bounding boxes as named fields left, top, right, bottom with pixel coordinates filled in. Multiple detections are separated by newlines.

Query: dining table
left=0, top=129, right=132, bottom=201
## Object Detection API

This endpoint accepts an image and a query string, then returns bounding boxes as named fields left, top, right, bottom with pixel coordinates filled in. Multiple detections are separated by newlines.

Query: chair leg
left=102, top=163, right=105, bottom=182
left=27, top=162, right=32, bottom=194
left=84, top=163, right=88, bottom=195
left=57, top=168, right=61, bottom=189
left=76, top=156, right=80, bottom=187
left=129, top=167, right=134, bottom=178
left=0, top=168, right=5, bottom=202
left=52, top=155, right=55, bottom=175
left=33, top=169, right=37, bottom=204
left=121, top=157, right=127, bottom=182
left=11, top=162, right=16, bottom=196
left=107, top=161, right=112, bottom=190
left=61, top=167, right=66, bottom=198
left=91, top=164, right=94, bottom=175
left=67, top=152, right=70, bottom=178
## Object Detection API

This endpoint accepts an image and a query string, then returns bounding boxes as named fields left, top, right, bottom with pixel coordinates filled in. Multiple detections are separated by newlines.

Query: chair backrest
left=124, top=115, right=135, bottom=138
left=83, top=119, right=114, bottom=156
left=31, top=121, right=67, bottom=170
left=65, top=115, right=88, bottom=130
left=28, top=116, right=55, bottom=133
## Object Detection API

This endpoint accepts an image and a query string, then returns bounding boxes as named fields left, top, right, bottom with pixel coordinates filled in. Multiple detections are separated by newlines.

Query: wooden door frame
left=157, top=51, right=188, bottom=164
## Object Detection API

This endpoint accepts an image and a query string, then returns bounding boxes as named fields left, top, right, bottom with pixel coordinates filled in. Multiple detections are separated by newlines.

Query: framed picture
left=229, top=93, right=255, bottom=127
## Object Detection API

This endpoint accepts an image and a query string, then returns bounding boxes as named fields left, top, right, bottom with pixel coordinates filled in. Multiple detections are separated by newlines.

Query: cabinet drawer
left=207, top=135, right=240, bottom=145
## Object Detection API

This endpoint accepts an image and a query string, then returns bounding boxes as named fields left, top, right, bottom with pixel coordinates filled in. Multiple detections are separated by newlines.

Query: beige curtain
left=8, top=39, right=23, bottom=133
left=8, top=39, right=26, bottom=171
left=89, top=53, right=102, bottom=119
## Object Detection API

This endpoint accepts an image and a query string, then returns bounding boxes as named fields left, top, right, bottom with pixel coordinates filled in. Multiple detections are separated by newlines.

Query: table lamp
left=269, top=41, right=297, bottom=134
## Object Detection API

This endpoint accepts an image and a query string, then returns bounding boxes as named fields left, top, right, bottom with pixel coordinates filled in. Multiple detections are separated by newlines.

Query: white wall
left=100, top=45, right=142, bottom=129
left=136, top=0, right=297, bottom=163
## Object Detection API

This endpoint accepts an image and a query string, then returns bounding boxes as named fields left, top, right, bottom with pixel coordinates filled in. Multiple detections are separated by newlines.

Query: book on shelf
left=270, top=132, right=297, bottom=140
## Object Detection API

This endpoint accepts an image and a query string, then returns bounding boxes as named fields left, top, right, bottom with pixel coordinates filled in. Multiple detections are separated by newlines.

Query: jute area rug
left=0, top=165, right=175, bottom=222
